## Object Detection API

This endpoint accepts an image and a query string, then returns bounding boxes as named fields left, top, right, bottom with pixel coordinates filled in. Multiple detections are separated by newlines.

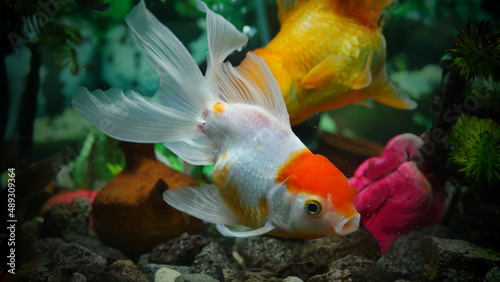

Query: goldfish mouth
left=334, top=213, right=360, bottom=235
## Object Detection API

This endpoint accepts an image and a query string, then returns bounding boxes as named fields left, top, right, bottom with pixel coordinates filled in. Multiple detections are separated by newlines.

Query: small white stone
left=154, top=267, right=181, bottom=282
left=284, top=276, right=304, bottom=282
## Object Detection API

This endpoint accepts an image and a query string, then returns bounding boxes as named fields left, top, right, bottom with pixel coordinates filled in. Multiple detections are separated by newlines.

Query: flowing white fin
left=197, top=1, right=248, bottom=66
left=216, top=221, right=275, bottom=237
left=72, top=0, right=210, bottom=149
left=72, top=0, right=285, bottom=164
left=163, top=185, right=242, bottom=225
left=125, top=0, right=208, bottom=117
left=165, top=136, right=216, bottom=165
left=72, top=87, right=197, bottom=143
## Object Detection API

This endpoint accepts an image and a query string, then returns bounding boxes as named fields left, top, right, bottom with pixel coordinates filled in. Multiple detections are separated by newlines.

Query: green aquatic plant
left=71, top=130, right=125, bottom=189
left=448, top=115, right=500, bottom=188
left=447, top=19, right=500, bottom=82
left=154, top=143, right=214, bottom=184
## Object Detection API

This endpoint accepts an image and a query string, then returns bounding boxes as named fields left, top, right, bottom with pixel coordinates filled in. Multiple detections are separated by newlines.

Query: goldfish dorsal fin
left=363, top=64, right=417, bottom=109
left=163, top=185, right=242, bottom=225
left=216, top=221, right=275, bottom=237
left=299, top=55, right=349, bottom=90
left=197, top=0, right=248, bottom=66
left=210, top=52, right=290, bottom=127
left=351, top=54, right=373, bottom=90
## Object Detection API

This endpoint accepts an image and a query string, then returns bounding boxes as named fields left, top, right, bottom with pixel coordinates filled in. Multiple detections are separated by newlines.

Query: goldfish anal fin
left=216, top=221, right=275, bottom=237
left=163, top=185, right=242, bottom=225
left=351, top=54, right=373, bottom=90
left=364, top=64, right=417, bottom=110
left=299, top=55, right=349, bottom=90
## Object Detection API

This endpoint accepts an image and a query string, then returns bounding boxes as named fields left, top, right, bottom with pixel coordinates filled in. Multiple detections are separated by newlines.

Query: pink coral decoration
left=349, top=133, right=446, bottom=252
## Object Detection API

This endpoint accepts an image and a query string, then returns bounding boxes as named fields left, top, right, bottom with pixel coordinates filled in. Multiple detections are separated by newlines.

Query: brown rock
left=93, top=142, right=203, bottom=257
left=301, top=228, right=381, bottom=265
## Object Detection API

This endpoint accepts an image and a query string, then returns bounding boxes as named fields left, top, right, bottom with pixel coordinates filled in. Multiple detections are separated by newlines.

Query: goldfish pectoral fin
left=197, top=0, right=248, bottom=65
left=215, top=221, right=275, bottom=237
left=163, top=185, right=241, bottom=225
left=300, top=55, right=349, bottom=90
left=351, top=54, right=373, bottom=90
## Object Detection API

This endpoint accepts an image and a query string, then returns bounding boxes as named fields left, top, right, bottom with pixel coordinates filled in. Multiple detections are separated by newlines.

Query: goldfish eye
left=304, top=199, right=322, bottom=216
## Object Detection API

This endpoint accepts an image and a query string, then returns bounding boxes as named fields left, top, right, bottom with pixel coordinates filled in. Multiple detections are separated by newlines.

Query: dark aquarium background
left=1, top=0, right=499, bottom=281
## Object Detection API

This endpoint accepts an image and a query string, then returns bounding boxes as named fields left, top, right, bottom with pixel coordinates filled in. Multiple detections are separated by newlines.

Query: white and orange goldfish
left=247, top=0, right=417, bottom=125
left=72, top=0, right=359, bottom=238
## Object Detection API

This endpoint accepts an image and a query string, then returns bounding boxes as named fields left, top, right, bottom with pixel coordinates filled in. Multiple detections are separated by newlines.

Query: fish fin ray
left=300, top=55, right=349, bottom=90
left=197, top=1, right=248, bottom=66
left=364, top=64, right=417, bottom=109
left=126, top=1, right=208, bottom=118
left=164, top=136, right=216, bottom=165
left=351, top=54, right=373, bottom=90
left=210, top=52, right=290, bottom=127
left=122, top=1, right=217, bottom=163
left=72, top=87, right=197, bottom=143
left=216, top=221, right=275, bottom=237
left=163, top=185, right=242, bottom=225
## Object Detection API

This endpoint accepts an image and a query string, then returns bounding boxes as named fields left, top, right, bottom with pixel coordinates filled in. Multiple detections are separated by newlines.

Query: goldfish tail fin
left=72, top=0, right=248, bottom=165
left=365, top=64, right=417, bottom=110
left=72, top=87, right=201, bottom=142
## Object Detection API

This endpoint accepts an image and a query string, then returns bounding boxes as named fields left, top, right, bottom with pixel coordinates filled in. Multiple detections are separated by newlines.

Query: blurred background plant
left=448, top=115, right=500, bottom=189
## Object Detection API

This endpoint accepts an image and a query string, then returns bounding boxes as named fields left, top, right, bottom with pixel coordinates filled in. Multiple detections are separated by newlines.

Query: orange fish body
left=246, top=0, right=416, bottom=125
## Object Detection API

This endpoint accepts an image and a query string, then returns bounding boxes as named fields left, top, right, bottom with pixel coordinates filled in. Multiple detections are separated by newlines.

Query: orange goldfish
left=72, top=0, right=359, bottom=238
left=243, top=0, right=417, bottom=125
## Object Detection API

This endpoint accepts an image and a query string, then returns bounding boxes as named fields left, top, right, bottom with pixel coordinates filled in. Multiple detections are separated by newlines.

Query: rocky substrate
left=14, top=197, right=500, bottom=281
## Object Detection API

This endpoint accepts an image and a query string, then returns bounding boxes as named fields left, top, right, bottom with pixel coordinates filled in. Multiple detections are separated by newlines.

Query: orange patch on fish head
left=276, top=149, right=357, bottom=218
left=213, top=102, right=225, bottom=116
